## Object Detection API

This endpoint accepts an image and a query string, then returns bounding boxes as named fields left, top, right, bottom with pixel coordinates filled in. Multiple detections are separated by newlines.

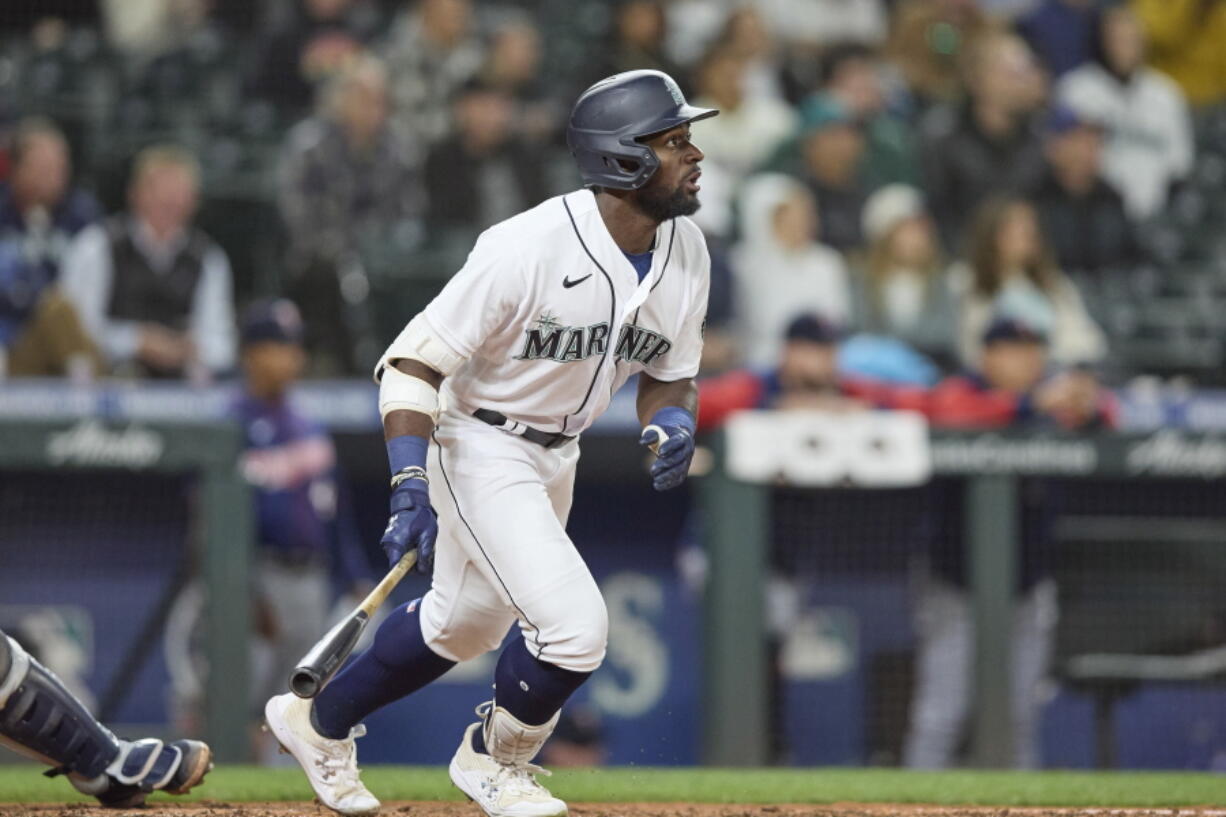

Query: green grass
left=1, top=766, right=1224, bottom=807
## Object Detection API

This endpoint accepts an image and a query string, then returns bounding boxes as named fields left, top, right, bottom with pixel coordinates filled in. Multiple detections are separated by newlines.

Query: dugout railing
left=0, top=417, right=253, bottom=763
left=699, top=418, right=1226, bottom=768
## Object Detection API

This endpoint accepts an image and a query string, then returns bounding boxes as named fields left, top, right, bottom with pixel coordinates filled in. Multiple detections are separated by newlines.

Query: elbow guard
left=374, top=315, right=466, bottom=383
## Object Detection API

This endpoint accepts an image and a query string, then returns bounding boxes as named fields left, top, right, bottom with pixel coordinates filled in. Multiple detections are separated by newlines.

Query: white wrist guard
left=374, top=314, right=466, bottom=383
left=379, top=365, right=441, bottom=423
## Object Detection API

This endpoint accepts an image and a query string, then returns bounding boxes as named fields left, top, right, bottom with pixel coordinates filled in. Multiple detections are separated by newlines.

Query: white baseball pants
left=417, top=411, right=608, bottom=673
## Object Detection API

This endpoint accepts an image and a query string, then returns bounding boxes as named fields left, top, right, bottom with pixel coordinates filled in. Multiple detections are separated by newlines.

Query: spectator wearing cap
left=0, top=117, right=101, bottom=377
left=846, top=315, right=1115, bottom=430
left=919, top=30, right=1048, bottom=251
left=233, top=298, right=373, bottom=745
left=60, top=145, right=236, bottom=380
left=795, top=95, right=870, bottom=252
left=697, top=312, right=865, bottom=433
left=731, top=174, right=851, bottom=368
left=850, top=184, right=957, bottom=369
left=1056, top=4, right=1193, bottom=220
left=948, top=195, right=1105, bottom=369
left=1029, top=105, right=1140, bottom=276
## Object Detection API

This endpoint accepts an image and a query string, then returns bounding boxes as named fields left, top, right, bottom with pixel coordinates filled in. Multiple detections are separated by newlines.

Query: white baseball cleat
left=449, top=722, right=567, bottom=817
left=264, top=693, right=380, bottom=816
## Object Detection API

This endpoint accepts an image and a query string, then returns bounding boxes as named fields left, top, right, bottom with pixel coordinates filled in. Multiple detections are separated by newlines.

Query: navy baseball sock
left=311, top=600, right=455, bottom=739
left=470, top=634, right=590, bottom=757
left=472, top=637, right=589, bottom=754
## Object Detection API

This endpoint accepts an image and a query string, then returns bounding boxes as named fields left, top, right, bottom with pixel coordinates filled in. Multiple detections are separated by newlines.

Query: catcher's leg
left=0, top=628, right=211, bottom=807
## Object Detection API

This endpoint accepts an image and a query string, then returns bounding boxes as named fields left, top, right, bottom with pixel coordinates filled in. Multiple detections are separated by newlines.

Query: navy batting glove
left=640, top=406, right=697, bottom=492
left=382, top=469, right=437, bottom=574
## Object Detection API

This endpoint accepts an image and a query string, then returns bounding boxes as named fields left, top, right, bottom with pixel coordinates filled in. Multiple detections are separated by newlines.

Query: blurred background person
left=1056, top=4, right=1194, bottom=221
left=732, top=174, right=850, bottom=368
left=814, top=42, right=919, bottom=189
left=423, top=81, right=549, bottom=237
left=1029, top=106, right=1140, bottom=277
left=278, top=55, right=420, bottom=376
left=476, top=15, right=560, bottom=148
left=248, top=0, right=379, bottom=118
left=711, top=5, right=787, bottom=102
left=949, top=196, right=1105, bottom=369
left=591, top=0, right=687, bottom=92
left=0, top=117, right=100, bottom=378
left=851, top=184, right=957, bottom=370
left=698, top=312, right=865, bottom=434
left=234, top=298, right=373, bottom=761
left=383, top=0, right=483, bottom=154
left=887, top=0, right=991, bottom=109
left=1016, top=0, right=1099, bottom=78
left=752, top=0, right=888, bottom=52
left=688, top=45, right=797, bottom=239
left=60, top=145, right=236, bottom=380
left=901, top=316, right=1114, bottom=770
left=1133, top=0, right=1226, bottom=109
left=920, top=29, right=1048, bottom=250
left=795, top=97, right=871, bottom=252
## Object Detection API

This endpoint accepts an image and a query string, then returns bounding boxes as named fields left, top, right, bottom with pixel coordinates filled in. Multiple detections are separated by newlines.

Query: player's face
left=634, top=124, right=705, bottom=222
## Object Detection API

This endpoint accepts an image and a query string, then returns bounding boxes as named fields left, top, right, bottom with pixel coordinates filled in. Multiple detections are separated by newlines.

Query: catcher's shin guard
left=0, top=632, right=120, bottom=779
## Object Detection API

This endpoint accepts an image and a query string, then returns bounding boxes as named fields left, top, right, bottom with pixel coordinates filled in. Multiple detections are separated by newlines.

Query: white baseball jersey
left=387, top=187, right=710, bottom=672
left=384, top=188, right=710, bottom=434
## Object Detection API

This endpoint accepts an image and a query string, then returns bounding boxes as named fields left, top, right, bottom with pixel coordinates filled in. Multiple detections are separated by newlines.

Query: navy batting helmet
left=567, top=70, right=718, bottom=191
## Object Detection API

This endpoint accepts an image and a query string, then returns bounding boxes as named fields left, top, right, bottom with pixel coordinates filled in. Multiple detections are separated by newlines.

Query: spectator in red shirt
left=700, top=313, right=1115, bottom=433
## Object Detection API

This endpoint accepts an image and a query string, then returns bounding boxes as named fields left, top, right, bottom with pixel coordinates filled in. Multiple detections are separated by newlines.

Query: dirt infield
left=6, top=803, right=1226, bottom=817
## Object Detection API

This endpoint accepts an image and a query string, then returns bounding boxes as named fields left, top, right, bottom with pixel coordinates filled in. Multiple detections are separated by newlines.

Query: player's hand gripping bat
left=288, top=549, right=418, bottom=698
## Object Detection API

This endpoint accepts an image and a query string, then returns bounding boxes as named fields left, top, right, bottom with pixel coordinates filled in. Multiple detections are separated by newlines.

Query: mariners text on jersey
left=515, top=313, right=673, bottom=366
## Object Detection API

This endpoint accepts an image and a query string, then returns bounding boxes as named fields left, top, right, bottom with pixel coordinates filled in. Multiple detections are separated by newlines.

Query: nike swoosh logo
left=562, top=274, right=593, bottom=288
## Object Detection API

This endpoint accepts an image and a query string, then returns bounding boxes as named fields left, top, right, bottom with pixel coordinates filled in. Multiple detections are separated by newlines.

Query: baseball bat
left=289, top=549, right=418, bottom=698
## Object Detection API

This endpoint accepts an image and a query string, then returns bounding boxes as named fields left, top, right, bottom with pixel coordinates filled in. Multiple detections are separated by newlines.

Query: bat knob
left=290, top=667, right=324, bottom=699
left=643, top=424, right=669, bottom=455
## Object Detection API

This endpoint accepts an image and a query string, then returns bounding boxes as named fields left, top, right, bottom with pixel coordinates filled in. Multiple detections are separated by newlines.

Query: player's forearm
left=636, top=374, right=698, bottom=427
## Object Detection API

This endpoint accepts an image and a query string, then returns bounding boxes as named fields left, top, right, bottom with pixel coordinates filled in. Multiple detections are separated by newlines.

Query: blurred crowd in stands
left=0, top=0, right=1224, bottom=393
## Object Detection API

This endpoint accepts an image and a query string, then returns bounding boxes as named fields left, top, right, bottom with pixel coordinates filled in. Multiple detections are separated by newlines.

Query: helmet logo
left=665, top=79, right=685, bottom=106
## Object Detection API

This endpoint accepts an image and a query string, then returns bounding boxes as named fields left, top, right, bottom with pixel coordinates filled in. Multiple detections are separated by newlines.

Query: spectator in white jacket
left=1056, top=4, right=1193, bottom=220
left=689, top=46, right=797, bottom=237
left=950, top=195, right=1106, bottom=368
left=732, top=173, right=851, bottom=367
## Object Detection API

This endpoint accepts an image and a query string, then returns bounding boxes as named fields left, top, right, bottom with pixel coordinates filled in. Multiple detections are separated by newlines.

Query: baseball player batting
left=265, top=69, right=716, bottom=817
